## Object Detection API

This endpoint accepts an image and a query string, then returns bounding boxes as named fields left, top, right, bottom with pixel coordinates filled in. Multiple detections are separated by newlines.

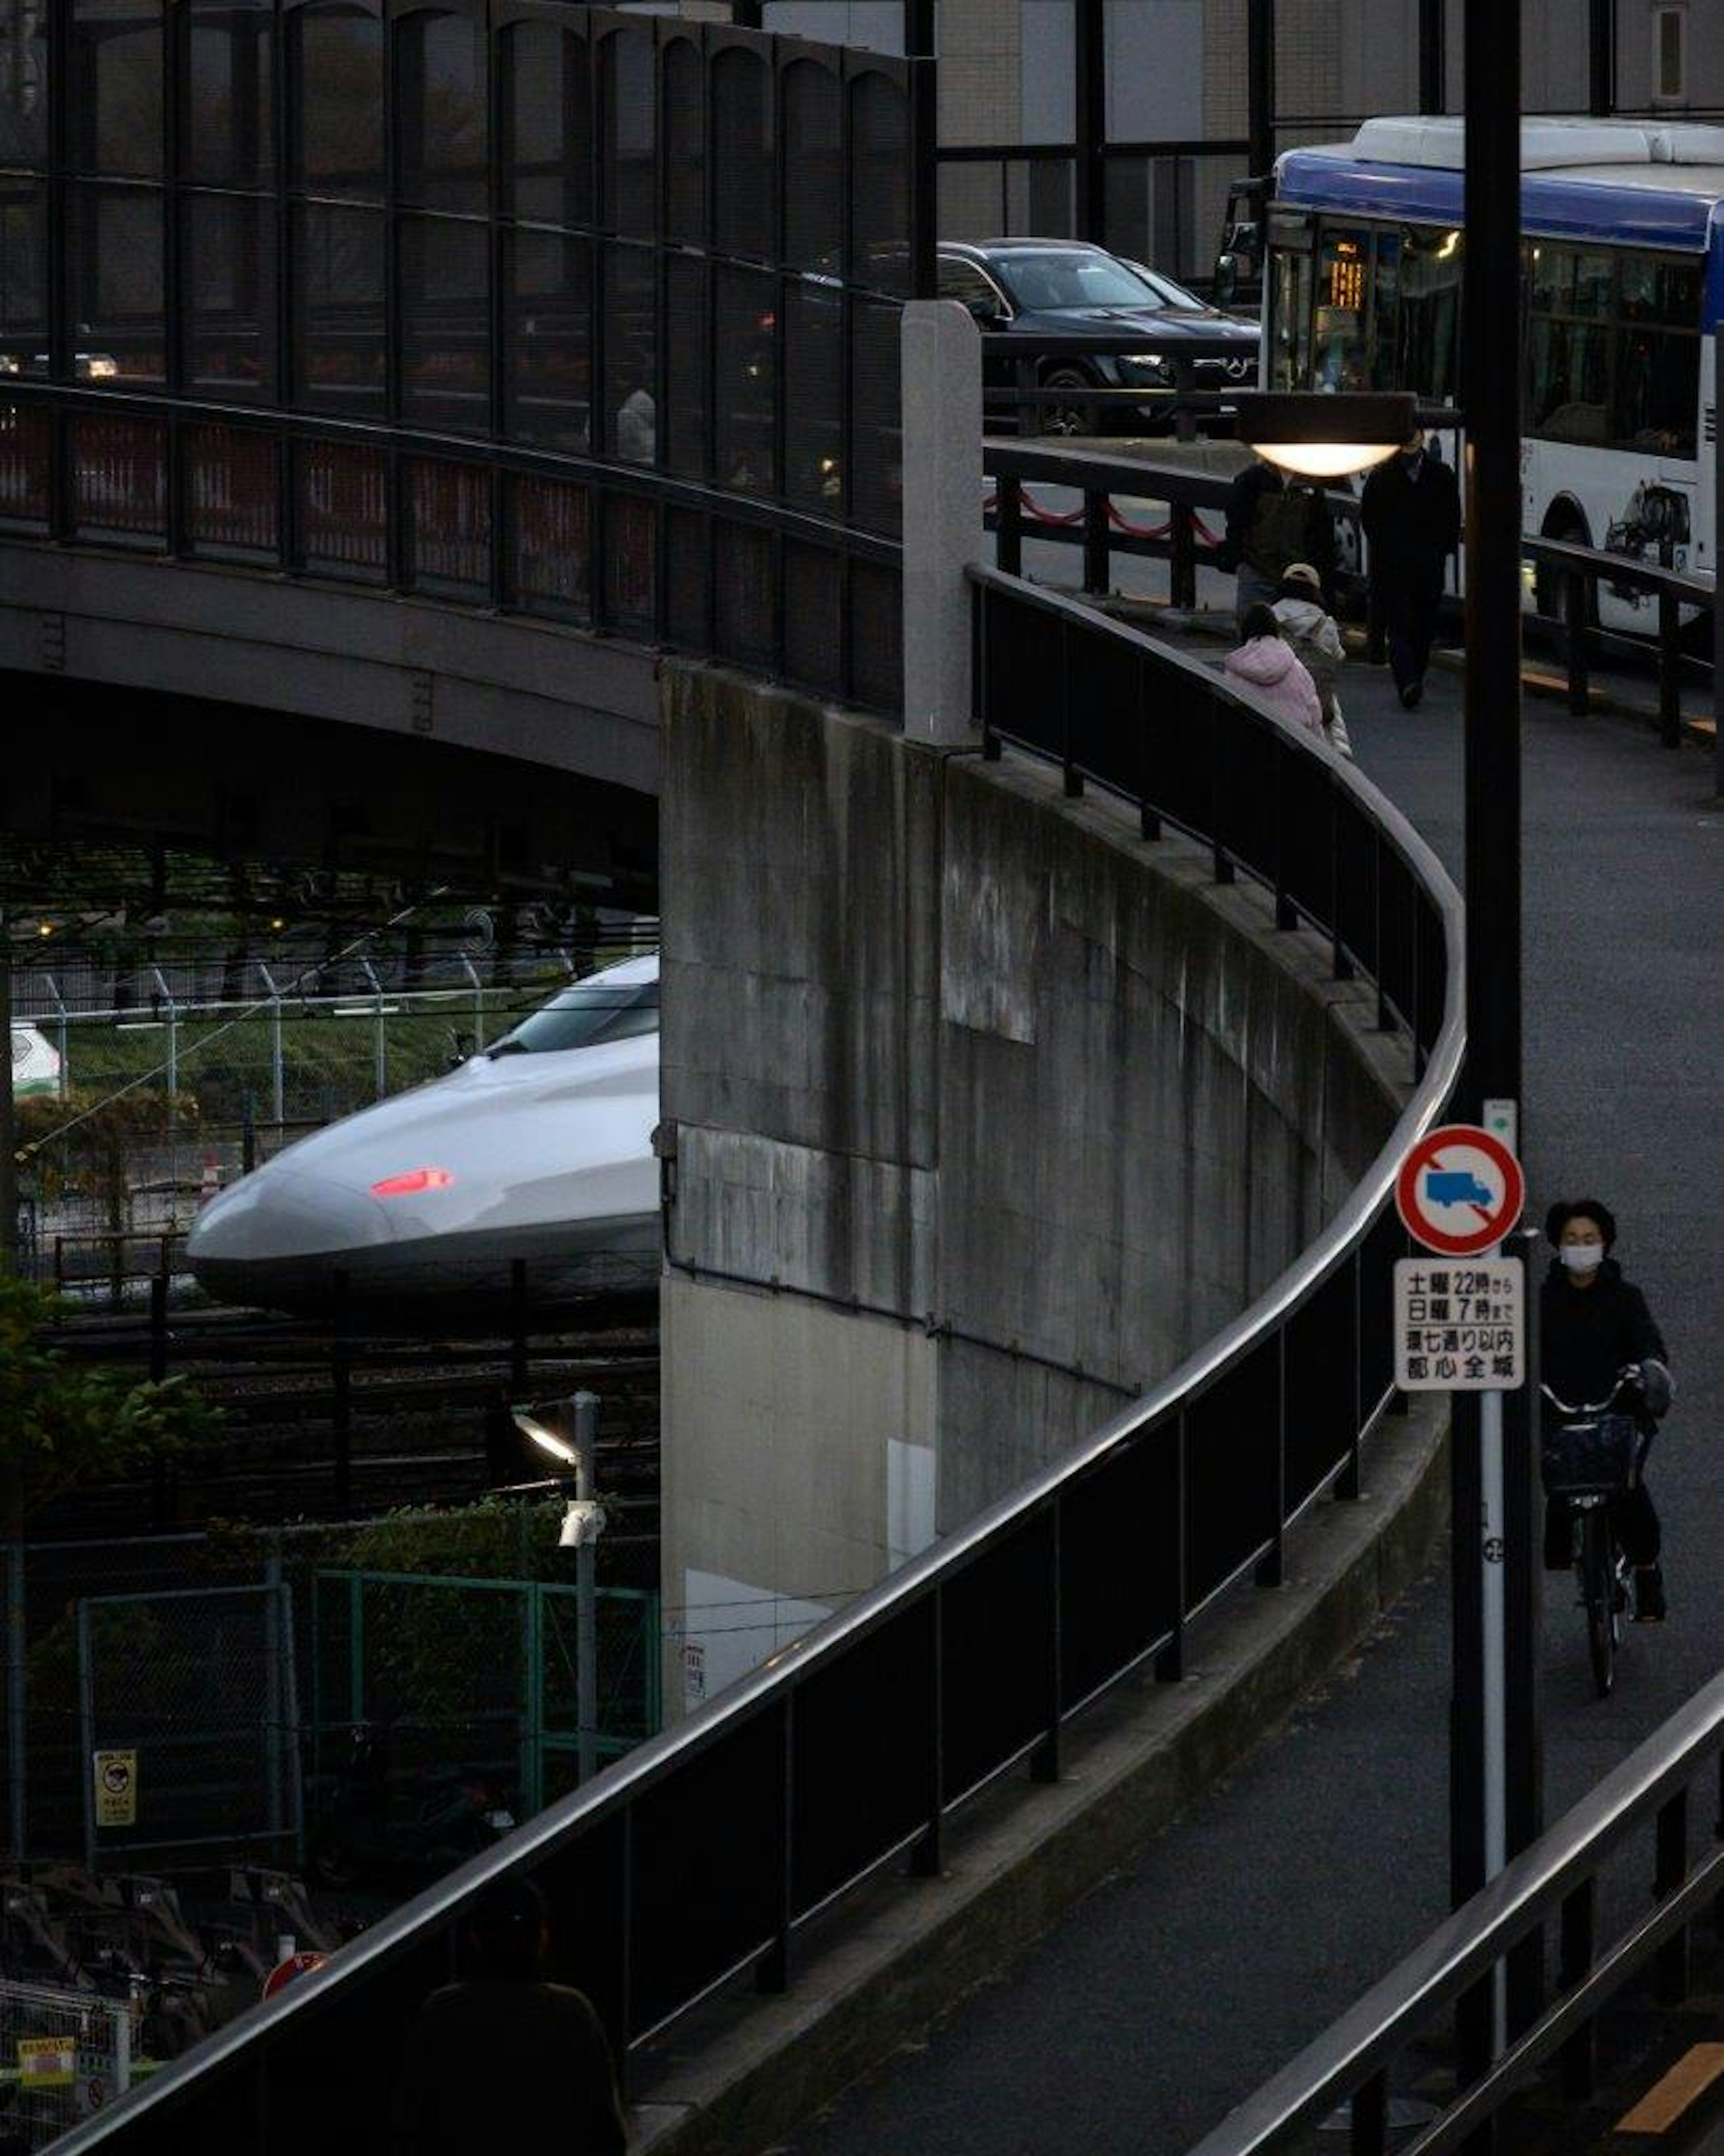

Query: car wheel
left=1041, top=366, right=1097, bottom=439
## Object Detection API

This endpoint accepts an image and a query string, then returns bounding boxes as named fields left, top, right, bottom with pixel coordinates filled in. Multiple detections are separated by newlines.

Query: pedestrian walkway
left=784, top=629, right=1722, bottom=2155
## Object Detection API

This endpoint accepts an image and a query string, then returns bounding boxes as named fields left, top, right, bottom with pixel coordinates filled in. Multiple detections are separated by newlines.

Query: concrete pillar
left=900, top=299, right=982, bottom=746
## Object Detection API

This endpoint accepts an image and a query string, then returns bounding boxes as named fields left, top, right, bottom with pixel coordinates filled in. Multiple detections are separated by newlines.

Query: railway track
left=36, top=1295, right=663, bottom=1538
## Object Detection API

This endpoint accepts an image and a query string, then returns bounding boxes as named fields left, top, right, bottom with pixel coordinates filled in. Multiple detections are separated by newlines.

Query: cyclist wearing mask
left=1541, top=1199, right=1673, bottom=1622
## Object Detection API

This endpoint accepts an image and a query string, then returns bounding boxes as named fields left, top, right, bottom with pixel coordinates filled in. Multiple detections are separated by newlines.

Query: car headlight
left=82, top=354, right=120, bottom=380
left=1119, top=353, right=1173, bottom=385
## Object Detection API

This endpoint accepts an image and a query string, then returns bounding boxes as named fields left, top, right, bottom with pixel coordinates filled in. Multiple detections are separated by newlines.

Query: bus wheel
left=1535, top=510, right=1595, bottom=626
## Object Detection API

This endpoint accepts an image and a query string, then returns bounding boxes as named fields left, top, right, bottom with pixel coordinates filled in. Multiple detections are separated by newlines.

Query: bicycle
left=1539, top=1373, right=1648, bottom=1698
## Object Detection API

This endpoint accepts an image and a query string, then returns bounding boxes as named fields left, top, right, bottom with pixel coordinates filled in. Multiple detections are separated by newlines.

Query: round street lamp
left=1233, top=390, right=1421, bottom=480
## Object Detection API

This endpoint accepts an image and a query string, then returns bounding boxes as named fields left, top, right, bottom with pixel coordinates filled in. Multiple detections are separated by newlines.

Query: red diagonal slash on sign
left=1431, top=1148, right=1496, bottom=1224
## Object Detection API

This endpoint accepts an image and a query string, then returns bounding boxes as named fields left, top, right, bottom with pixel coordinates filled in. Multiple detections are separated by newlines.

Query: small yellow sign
left=18, top=2036, right=76, bottom=2088
left=92, top=1749, right=138, bottom=1829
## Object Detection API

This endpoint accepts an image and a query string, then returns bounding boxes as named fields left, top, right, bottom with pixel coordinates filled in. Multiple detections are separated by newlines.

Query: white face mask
left=1560, top=1243, right=1605, bottom=1274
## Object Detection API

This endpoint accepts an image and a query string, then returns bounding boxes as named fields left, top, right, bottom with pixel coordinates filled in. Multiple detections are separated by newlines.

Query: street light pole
left=1247, top=0, right=1276, bottom=184
left=572, top=1390, right=600, bottom=1785
left=1459, top=0, right=1542, bottom=2047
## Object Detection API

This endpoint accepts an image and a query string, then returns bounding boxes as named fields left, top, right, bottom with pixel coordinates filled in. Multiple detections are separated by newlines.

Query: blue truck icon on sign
left=1426, top=1170, right=1493, bottom=1207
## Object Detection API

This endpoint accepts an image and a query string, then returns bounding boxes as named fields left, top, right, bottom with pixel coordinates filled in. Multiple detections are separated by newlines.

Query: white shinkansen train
left=186, top=954, right=660, bottom=1314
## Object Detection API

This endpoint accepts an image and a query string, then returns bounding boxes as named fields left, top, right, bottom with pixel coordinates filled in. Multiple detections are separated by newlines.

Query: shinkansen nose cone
left=187, top=1168, right=396, bottom=1308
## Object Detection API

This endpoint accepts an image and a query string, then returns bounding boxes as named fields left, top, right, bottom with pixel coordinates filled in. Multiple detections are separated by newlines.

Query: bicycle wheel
left=1580, top=1510, right=1615, bottom=1698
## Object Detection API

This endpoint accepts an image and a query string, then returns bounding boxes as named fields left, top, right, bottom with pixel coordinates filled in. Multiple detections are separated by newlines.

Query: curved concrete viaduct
left=0, top=542, right=661, bottom=908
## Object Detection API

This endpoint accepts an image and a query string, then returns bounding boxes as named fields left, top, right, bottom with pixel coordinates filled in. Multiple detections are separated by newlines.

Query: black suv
left=937, top=238, right=1260, bottom=434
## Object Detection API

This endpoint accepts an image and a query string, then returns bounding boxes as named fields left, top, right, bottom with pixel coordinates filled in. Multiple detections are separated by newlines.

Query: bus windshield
left=487, top=979, right=660, bottom=1057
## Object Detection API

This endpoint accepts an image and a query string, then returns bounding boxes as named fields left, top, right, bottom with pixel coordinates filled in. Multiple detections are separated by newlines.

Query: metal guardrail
left=1185, top=1669, right=1724, bottom=2156
left=52, top=567, right=1463, bottom=2153
left=982, top=437, right=1245, bottom=608
left=978, top=329, right=1260, bottom=444
left=1524, top=535, right=1713, bottom=749
left=981, top=441, right=1716, bottom=749
left=0, top=384, right=904, bottom=713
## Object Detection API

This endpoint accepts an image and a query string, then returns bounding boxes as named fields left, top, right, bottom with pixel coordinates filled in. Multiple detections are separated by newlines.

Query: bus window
left=1612, top=330, right=1698, bottom=456
left=1619, top=253, right=1702, bottom=328
left=1370, top=229, right=1402, bottom=389
left=1395, top=225, right=1462, bottom=402
left=1529, top=240, right=1571, bottom=314
left=1572, top=251, right=1613, bottom=319
left=1528, top=317, right=1610, bottom=442
left=1314, top=227, right=1369, bottom=389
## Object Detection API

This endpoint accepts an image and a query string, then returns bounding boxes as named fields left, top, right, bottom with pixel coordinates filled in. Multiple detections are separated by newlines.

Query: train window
left=488, top=981, right=660, bottom=1056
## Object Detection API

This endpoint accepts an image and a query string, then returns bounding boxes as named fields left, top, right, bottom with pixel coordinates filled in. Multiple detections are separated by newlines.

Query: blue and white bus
left=1266, top=117, right=1721, bottom=628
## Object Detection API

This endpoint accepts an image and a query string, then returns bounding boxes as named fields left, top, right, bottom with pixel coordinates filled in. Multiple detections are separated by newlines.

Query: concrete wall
left=658, top=660, right=1406, bottom=1714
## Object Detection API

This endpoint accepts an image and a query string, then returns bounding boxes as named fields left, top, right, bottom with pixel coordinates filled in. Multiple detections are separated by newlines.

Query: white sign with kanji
left=1393, top=1257, right=1525, bottom=1392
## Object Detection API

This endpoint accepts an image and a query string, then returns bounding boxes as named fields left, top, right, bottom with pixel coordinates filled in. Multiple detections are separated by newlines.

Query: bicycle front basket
left=1540, top=1412, right=1638, bottom=1496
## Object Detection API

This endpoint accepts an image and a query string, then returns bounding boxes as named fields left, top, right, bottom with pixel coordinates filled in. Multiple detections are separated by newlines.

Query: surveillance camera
left=559, top=1499, right=607, bottom=1550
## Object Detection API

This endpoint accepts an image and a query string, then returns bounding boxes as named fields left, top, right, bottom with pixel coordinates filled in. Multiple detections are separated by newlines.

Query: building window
left=1654, top=9, right=1684, bottom=103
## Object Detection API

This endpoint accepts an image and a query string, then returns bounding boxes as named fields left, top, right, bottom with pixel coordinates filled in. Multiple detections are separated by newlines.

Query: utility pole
left=1588, top=0, right=1615, bottom=116
left=0, top=910, right=17, bottom=1277
left=1459, top=0, right=1543, bottom=2059
left=1073, top=0, right=1107, bottom=247
left=1419, top=0, right=1446, bottom=114
left=1247, top=0, right=1276, bottom=182
left=573, top=1391, right=600, bottom=1785
left=904, top=0, right=937, bottom=300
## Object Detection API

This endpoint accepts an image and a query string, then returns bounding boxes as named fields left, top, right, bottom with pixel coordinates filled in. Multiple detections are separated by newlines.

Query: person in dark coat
left=1218, top=454, right=1337, bottom=628
left=392, top=1878, right=629, bottom=2154
left=1540, top=1198, right=1672, bottom=1622
left=1359, top=428, right=1461, bottom=708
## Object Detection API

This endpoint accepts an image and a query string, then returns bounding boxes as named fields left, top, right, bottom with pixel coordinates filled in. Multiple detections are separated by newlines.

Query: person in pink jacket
left=1223, top=603, right=1325, bottom=740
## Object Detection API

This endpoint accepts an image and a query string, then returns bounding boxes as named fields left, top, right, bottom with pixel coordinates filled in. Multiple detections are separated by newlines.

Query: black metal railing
left=1184, top=1670, right=1724, bottom=2156
left=983, top=436, right=1243, bottom=608
left=0, top=385, right=904, bottom=713
left=971, top=563, right=1448, bottom=1070
left=978, top=328, right=1260, bottom=443
left=53, top=569, right=1462, bottom=2154
left=1524, top=535, right=1713, bottom=750
left=977, top=437, right=1716, bottom=747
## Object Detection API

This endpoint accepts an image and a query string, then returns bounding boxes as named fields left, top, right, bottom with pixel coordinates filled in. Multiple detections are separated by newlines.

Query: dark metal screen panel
left=184, top=422, right=279, bottom=558
left=295, top=439, right=387, bottom=582
left=70, top=412, right=167, bottom=543
left=713, top=518, right=775, bottom=669
left=510, top=472, right=591, bottom=623
left=782, top=540, right=842, bottom=694
left=28, top=0, right=916, bottom=739
left=0, top=405, right=53, bottom=527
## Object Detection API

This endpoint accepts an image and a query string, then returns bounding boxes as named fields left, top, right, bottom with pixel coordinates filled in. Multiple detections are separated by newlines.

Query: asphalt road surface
left=783, top=623, right=1721, bottom=2156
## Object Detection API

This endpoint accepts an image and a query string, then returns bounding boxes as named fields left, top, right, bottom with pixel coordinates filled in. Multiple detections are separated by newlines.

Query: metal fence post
left=78, top=1598, right=96, bottom=1871
left=522, top=1581, right=544, bottom=1817
left=1082, top=489, right=1109, bottom=596
left=6, top=1542, right=24, bottom=1859
left=1170, top=500, right=1196, bottom=610
left=263, top=1535, right=285, bottom=1846
left=1656, top=580, right=1681, bottom=749
left=1564, top=569, right=1589, bottom=714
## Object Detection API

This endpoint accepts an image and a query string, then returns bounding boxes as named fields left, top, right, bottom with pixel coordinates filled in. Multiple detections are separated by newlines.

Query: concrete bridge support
left=657, top=662, right=1407, bottom=1713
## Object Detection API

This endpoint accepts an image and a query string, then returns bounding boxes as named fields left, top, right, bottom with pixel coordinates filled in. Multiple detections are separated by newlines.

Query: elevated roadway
left=785, top=628, right=1722, bottom=2156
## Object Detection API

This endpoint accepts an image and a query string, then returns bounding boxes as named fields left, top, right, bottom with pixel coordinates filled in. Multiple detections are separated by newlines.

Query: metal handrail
left=1186, top=1670, right=1724, bottom=2155
left=52, top=558, right=1463, bottom=2152
left=0, top=379, right=905, bottom=567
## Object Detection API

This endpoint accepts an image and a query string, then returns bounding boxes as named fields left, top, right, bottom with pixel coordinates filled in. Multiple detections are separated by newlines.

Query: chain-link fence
left=1, top=1504, right=661, bottom=1871
left=0, top=1979, right=134, bottom=2151
left=12, top=923, right=659, bottom=1293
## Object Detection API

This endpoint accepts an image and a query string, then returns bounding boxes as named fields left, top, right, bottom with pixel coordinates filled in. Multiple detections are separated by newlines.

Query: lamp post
left=514, top=1393, right=606, bottom=1785
left=1461, top=0, right=1542, bottom=2057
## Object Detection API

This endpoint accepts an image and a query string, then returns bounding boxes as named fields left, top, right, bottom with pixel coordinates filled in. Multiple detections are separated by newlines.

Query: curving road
left=783, top=626, right=1722, bottom=2155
